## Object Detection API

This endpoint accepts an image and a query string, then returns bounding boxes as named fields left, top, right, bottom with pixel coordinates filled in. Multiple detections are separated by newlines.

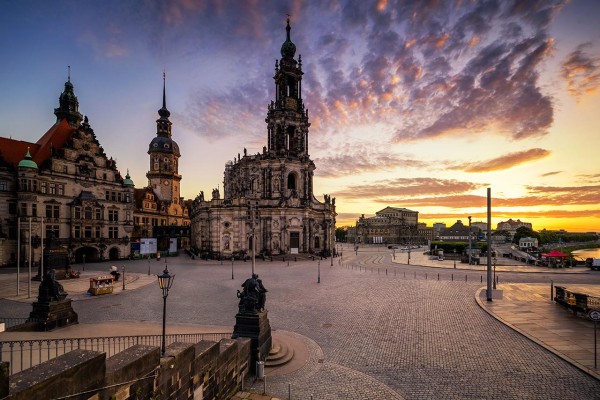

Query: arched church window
left=287, top=173, right=296, bottom=190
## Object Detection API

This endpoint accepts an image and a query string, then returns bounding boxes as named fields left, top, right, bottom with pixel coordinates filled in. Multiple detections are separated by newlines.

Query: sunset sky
left=1, top=0, right=599, bottom=232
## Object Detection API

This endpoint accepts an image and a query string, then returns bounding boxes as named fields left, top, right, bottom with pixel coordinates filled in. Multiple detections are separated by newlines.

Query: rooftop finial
left=162, top=70, right=166, bottom=110
left=286, top=14, right=291, bottom=41
left=68, top=65, right=71, bottom=82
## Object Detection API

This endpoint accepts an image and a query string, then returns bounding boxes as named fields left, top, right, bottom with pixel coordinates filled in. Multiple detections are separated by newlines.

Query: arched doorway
left=109, top=247, right=120, bottom=261
left=74, top=246, right=99, bottom=263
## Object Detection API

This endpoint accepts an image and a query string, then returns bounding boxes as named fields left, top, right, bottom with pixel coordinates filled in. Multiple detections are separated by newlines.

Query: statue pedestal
left=232, top=311, right=272, bottom=373
left=28, top=298, right=78, bottom=331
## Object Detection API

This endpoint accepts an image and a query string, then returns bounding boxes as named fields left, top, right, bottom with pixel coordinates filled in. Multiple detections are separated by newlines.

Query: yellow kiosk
left=88, top=276, right=114, bottom=295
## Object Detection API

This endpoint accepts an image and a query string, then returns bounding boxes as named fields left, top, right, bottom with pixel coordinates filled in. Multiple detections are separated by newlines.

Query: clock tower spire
left=146, top=73, right=181, bottom=203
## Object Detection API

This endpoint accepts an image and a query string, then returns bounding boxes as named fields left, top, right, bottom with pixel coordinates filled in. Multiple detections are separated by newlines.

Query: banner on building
left=140, top=238, right=157, bottom=255
left=169, top=238, right=177, bottom=253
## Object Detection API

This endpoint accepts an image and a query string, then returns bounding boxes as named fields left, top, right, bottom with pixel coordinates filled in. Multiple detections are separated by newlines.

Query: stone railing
left=0, top=337, right=250, bottom=400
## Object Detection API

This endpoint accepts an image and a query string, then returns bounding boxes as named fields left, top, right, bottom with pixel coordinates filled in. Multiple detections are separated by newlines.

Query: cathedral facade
left=189, top=19, right=336, bottom=258
left=0, top=78, right=135, bottom=267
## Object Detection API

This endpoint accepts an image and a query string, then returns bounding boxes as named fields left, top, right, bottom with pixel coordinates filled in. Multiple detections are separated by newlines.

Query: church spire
left=156, top=72, right=172, bottom=137
left=280, top=16, right=296, bottom=60
left=54, top=66, right=83, bottom=128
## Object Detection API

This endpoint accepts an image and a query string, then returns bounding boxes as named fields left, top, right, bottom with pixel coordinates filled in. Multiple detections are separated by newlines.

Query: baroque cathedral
left=190, top=19, right=336, bottom=258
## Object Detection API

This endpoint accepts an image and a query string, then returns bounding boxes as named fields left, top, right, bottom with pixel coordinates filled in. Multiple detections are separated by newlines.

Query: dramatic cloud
left=450, top=148, right=550, bottom=173
left=332, top=178, right=487, bottom=199
left=421, top=209, right=600, bottom=220
left=577, top=173, right=600, bottom=183
left=113, top=0, right=565, bottom=143
left=562, top=42, right=600, bottom=98
left=314, top=146, right=428, bottom=178
left=540, top=171, right=562, bottom=177
left=333, top=180, right=600, bottom=211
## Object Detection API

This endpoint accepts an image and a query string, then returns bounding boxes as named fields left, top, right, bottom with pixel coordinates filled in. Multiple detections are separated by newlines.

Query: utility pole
left=486, top=188, right=493, bottom=301
left=468, top=216, right=472, bottom=265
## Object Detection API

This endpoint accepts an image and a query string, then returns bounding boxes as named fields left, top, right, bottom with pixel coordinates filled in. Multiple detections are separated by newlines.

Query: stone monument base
left=232, top=311, right=272, bottom=373
left=27, top=299, right=79, bottom=331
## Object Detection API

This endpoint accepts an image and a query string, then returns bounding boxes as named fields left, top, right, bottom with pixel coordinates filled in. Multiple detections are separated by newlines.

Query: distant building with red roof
left=496, top=219, right=533, bottom=240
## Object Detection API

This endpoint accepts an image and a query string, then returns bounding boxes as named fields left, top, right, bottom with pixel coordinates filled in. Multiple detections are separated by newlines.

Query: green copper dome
left=18, top=148, right=38, bottom=170
left=280, top=18, right=296, bottom=59
left=123, top=170, right=134, bottom=186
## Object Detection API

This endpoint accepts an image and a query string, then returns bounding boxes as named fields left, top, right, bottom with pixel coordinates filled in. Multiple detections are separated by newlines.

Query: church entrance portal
left=290, top=232, right=300, bottom=253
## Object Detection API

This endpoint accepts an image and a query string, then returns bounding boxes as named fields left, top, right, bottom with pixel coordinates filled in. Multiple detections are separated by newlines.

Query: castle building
left=189, top=19, right=336, bottom=258
left=0, top=77, right=135, bottom=266
left=131, top=76, right=190, bottom=256
left=348, top=207, right=432, bottom=245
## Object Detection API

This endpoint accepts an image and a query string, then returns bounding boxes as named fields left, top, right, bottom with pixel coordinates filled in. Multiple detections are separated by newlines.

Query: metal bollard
left=386, top=268, right=388, bottom=275
left=550, top=280, right=553, bottom=301
left=438, top=273, right=439, bottom=280
left=256, top=360, right=265, bottom=379
left=481, top=275, right=482, bottom=283
left=425, top=273, right=427, bottom=280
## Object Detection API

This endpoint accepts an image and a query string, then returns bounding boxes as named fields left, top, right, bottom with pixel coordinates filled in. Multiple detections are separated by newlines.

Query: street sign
left=589, top=310, right=600, bottom=321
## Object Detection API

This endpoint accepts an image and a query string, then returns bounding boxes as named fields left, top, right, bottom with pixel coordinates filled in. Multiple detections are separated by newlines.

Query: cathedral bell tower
left=146, top=73, right=182, bottom=203
left=266, top=17, right=311, bottom=158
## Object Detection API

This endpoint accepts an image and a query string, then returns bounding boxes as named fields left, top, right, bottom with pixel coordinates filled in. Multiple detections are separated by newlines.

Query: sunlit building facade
left=349, top=207, right=433, bottom=245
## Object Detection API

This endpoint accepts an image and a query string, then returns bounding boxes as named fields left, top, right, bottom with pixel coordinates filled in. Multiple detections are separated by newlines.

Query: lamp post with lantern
left=157, top=264, right=175, bottom=357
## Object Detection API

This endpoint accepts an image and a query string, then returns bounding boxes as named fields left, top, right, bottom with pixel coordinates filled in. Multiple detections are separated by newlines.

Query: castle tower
left=53, top=68, right=83, bottom=128
left=146, top=74, right=182, bottom=203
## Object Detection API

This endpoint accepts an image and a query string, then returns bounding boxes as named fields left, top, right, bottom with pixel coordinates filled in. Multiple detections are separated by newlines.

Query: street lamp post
left=122, top=266, right=125, bottom=290
left=157, top=265, right=175, bottom=357
left=83, top=254, right=86, bottom=272
left=231, top=257, right=235, bottom=280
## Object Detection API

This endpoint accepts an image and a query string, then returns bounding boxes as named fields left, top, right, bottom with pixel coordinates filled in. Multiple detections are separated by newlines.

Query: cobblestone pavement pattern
left=1, top=247, right=599, bottom=399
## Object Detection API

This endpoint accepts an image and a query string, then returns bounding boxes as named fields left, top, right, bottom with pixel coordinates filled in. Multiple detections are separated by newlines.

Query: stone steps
left=265, top=337, right=294, bottom=367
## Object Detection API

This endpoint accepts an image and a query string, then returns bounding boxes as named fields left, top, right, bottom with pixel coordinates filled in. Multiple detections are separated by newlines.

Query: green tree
left=335, top=226, right=349, bottom=242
